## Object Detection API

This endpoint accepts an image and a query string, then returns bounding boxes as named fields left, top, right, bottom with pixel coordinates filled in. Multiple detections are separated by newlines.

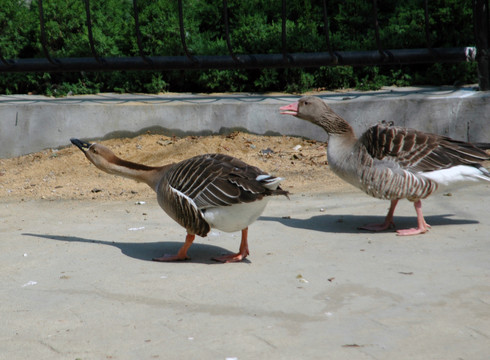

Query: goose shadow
left=22, top=233, right=250, bottom=264
left=260, top=214, right=479, bottom=234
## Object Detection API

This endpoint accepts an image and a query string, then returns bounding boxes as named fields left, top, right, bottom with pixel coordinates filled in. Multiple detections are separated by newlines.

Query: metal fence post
left=474, top=0, right=490, bottom=90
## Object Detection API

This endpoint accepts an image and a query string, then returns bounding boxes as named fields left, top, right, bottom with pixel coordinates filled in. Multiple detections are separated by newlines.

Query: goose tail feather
left=256, top=175, right=284, bottom=190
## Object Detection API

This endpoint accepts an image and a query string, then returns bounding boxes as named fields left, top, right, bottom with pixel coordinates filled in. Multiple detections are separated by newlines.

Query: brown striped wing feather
left=360, top=124, right=490, bottom=173
left=158, top=154, right=286, bottom=237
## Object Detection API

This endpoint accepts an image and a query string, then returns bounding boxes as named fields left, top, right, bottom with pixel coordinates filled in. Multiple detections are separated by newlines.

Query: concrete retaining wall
left=1, top=87, right=489, bottom=158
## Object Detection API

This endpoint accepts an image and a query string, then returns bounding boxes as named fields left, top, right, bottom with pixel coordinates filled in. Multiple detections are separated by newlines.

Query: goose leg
left=396, top=200, right=431, bottom=236
left=152, top=233, right=195, bottom=261
left=358, top=199, right=398, bottom=232
left=213, top=228, right=250, bottom=263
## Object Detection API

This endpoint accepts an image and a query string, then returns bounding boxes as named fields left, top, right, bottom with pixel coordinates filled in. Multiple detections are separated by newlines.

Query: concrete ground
left=1, top=187, right=489, bottom=360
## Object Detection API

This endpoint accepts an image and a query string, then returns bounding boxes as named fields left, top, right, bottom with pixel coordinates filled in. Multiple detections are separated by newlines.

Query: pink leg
left=359, top=199, right=398, bottom=232
left=213, top=228, right=250, bottom=263
left=396, top=200, right=431, bottom=236
left=152, top=233, right=195, bottom=261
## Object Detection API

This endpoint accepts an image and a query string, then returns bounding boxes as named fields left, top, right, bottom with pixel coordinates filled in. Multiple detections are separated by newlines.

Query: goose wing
left=360, top=123, right=490, bottom=173
left=159, top=154, right=286, bottom=236
left=168, top=154, right=284, bottom=207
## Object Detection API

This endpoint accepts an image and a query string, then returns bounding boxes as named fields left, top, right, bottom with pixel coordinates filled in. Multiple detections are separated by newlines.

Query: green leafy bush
left=0, top=0, right=478, bottom=95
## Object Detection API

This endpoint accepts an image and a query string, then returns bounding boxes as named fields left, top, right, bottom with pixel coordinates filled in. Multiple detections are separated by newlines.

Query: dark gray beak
left=70, top=138, right=92, bottom=152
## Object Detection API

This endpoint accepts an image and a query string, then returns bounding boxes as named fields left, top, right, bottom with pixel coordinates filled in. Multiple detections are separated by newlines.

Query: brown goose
left=71, top=138, right=288, bottom=262
left=280, top=96, right=490, bottom=236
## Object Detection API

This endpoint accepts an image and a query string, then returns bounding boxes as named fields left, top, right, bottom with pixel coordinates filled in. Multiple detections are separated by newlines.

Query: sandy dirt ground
left=0, top=132, right=351, bottom=201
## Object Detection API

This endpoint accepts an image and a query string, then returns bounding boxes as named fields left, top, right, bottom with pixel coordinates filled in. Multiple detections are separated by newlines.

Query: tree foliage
left=0, top=0, right=477, bottom=95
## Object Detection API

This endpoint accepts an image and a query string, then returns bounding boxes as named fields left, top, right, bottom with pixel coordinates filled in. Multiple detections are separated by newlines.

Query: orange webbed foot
left=212, top=252, right=248, bottom=263
left=153, top=233, right=195, bottom=262
left=396, top=223, right=431, bottom=236
left=213, top=228, right=250, bottom=263
left=152, top=254, right=190, bottom=262
left=395, top=200, right=431, bottom=236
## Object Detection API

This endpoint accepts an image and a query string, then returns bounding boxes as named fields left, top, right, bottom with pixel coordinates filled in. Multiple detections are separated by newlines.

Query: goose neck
left=98, top=157, right=168, bottom=192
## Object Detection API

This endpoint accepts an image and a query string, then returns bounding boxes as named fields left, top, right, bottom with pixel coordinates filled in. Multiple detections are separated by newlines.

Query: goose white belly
left=202, top=199, right=269, bottom=232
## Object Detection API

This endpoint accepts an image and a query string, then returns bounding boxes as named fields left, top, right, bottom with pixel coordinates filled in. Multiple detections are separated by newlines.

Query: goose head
left=70, top=138, right=119, bottom=173
left=280, top=96, right=352, bottom=135
left=279, top=96, right=328, bottom=123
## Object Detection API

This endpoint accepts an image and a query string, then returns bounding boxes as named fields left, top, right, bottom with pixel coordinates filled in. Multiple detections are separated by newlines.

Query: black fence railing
left=1, top=0, right=489, bottom=90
